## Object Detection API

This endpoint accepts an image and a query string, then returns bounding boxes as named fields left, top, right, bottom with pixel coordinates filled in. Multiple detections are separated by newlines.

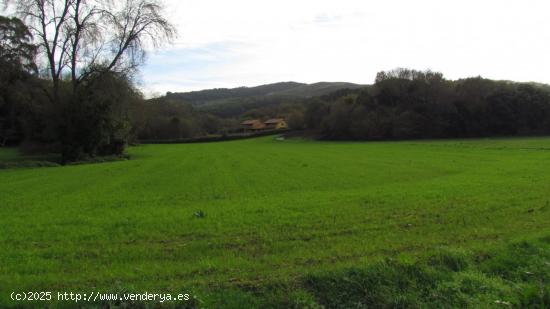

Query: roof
left=241, top=119, right=266, bottom=129
left=241, top=119, right=262, bottom=125
left=264, top=118, right=285, bottom=124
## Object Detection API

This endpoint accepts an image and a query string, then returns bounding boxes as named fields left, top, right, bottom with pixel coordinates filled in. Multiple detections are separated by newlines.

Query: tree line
left=304, top=68, right=550, bottom=140
left=3, top=3, right=550, bottom=161
left=0, top=0, right=175, bottom=161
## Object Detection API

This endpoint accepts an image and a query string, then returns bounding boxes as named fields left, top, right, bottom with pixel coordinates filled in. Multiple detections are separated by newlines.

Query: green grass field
left=1, top=136, right=550, bottom=308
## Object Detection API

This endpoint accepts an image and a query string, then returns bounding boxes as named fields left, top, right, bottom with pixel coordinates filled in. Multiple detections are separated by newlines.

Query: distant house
left=241, top=119, right=266, bottom=132
left=264, top=118, right=288, bottom=130
left=240, top=118, right=288, bottom=133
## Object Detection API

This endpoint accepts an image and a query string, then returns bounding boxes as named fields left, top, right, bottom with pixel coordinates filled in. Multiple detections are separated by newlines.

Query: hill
left=163, top=81, right=365, bottom=105
left=165, top=82, right=306, bottom=105
left=158, top=81, right=365, bottom=118
left=272, top=82, right=365, bottom=97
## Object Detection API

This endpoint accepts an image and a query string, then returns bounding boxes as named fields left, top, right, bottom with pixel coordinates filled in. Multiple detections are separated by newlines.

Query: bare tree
left=5, top=0, right=175, bottom=100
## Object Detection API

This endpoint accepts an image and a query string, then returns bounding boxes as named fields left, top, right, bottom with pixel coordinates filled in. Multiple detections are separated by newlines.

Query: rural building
left=241, top=119, right=266, bottom=132
left=264, top=118, right=288, bottom=130
left=241, top=118, right=288, bottom=132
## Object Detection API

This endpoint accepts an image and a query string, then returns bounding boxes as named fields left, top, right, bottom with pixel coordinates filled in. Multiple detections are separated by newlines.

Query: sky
left=13, top=0, right=550, bottom=95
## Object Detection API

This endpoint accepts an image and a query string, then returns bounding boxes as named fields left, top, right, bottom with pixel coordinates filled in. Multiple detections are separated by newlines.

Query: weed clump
left=194, top=210, right=206, bottom=219
left=295, top=239, right=550, bottom=308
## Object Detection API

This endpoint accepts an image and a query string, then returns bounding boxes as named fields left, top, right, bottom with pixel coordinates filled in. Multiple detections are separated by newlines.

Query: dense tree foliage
left=130, top=97, right=237, bottom=141
left=0, top=15, right=38, bottom=146
left=59, top=72, right=139, bottom=159
left=166, top=82, right=306, bottom=104
left=0, top=0, right=175, bottom=160
left=305, top=69, right=550, bottom=140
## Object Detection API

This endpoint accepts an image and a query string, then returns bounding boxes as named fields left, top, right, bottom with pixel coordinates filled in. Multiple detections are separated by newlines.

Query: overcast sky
left=121, top=0, right=550, bottom=94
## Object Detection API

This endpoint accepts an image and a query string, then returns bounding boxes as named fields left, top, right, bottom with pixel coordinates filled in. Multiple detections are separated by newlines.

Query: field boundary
left=138, top=130, right=289, bottom=144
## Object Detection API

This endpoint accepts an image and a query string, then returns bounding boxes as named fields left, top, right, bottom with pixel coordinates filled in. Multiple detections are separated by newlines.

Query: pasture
left=1, top=136, right=549, bottom=307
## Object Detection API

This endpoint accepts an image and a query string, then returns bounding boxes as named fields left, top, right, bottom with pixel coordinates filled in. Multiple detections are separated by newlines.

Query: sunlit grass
left=1, top=136, right=549, bottom=307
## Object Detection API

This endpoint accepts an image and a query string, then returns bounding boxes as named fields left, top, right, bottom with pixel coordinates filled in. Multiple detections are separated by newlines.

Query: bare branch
left=6, top=0, right=176, bottom=99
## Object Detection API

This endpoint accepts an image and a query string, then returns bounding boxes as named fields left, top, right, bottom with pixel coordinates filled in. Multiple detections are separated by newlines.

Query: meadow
left=1, top=136, right=549, bottom=308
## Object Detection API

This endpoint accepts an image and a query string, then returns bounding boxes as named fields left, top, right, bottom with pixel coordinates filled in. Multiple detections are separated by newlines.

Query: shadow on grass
left=199, top=238, right=550, bottom=309
left=0, top=148, right=130, bottom=170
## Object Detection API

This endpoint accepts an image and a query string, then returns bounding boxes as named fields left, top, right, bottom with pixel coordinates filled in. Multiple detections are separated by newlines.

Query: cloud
left=311, top=14, right=345, bottom=26
left=140, top=0, right=550, bottom=94
left=139, top=41, right=253, bottom=94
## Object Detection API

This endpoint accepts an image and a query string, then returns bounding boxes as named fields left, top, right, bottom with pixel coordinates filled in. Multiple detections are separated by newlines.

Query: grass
left=1, top=136, right=550, bottom=308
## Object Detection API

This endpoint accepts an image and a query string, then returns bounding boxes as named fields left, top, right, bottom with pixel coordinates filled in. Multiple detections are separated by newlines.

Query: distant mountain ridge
left=165, top=81, right=366, bottom=106
left=270, top=82, right=366, bottom=98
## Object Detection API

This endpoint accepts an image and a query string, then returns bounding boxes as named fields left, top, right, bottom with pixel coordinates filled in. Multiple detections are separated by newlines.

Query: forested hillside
left=305, top=69, right=550, bottom=140
left=164, top=81, right=364, bottom=106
